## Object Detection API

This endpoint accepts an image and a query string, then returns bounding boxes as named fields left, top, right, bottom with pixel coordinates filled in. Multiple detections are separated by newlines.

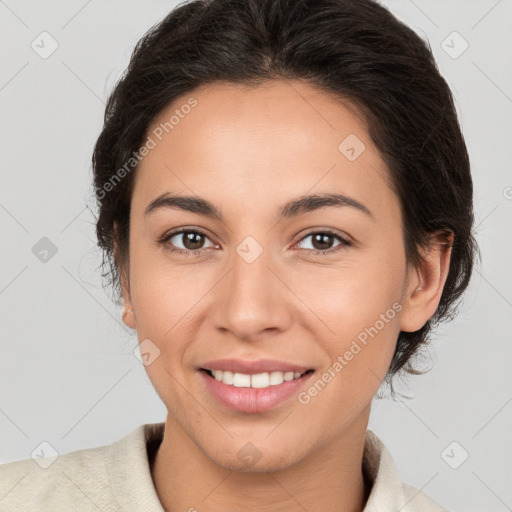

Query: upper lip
left=200, top=359, right=312, bottom=375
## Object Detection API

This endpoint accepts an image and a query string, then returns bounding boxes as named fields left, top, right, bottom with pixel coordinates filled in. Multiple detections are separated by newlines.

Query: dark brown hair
left=91, top=0, right=478, bottom=393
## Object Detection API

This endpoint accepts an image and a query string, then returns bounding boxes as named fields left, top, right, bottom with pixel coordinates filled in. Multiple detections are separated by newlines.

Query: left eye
left=296, top=231, right=350, bottom=253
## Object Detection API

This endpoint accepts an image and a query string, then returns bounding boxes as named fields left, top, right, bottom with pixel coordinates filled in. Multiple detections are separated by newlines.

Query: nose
left=210, top=244, right=293, bottom=342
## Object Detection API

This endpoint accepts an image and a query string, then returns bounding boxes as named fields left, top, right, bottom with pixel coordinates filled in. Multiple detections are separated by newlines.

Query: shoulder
left=363, top=430, right=449, bottom=512
left=0, top=423, right=164, bottom=512
left=0, top=439, right=117, bottom=512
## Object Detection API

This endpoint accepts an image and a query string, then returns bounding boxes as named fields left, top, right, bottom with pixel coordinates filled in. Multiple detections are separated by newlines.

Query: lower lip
left=199, top=370, right=314, bottom=413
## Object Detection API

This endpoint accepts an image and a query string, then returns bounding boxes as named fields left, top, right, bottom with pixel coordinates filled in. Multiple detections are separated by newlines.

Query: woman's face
left=121, top=79, right=421, bottom=471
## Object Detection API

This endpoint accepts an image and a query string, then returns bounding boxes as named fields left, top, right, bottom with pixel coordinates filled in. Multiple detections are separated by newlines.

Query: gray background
left=1, top=1, right=511, bottom=510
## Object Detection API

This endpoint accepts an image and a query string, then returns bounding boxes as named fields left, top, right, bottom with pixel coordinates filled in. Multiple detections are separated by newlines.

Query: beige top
left=0, top=422, right=447, bottom=511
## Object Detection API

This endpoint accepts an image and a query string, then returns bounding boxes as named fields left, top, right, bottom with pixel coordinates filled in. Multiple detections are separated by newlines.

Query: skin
left=117, top=79, right=452, bottom=512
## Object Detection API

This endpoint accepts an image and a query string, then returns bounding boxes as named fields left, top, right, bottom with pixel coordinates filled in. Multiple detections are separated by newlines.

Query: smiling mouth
left=201, top=368, right=315, bottom=389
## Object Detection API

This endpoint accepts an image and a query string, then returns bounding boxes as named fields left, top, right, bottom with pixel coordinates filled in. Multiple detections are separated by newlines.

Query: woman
left=0, top=0, right=477, bottom=510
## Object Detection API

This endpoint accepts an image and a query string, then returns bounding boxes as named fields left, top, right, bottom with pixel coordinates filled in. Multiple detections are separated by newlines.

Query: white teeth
left=269, top=371, right=284, bottom=385
left=251, top=373, right=270, bottom=388
left=207, top=369, right=306, bottom=389
left=232, top=372, right=251, bottom=387
left=222, top=370, right=234, bottom=385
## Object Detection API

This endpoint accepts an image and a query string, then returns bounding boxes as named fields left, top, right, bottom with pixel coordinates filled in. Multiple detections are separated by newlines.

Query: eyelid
left=293, top=227, right=352, bottom=247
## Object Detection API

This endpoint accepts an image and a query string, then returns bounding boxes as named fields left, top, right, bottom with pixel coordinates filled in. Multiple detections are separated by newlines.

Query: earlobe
left=122, top=305, right=136, bottom=329
left=399, top=230, right=454, bottom=333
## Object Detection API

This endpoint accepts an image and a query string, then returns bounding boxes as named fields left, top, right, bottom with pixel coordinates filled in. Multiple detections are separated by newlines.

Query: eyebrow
left=144, top=191, right=373, bottom=221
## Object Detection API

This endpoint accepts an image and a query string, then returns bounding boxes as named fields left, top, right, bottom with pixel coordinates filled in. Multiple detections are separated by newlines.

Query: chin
left=213, top=453, right=299, bottom=474
left=202, top=437, right=308, bottom=474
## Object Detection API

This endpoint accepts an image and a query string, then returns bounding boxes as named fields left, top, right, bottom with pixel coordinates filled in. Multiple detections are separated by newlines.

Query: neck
left=152, top=407, right=372, bottom=512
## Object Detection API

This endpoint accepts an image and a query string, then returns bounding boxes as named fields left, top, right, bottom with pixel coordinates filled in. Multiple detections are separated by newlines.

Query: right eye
left=160, top=228, right=217, bottom=256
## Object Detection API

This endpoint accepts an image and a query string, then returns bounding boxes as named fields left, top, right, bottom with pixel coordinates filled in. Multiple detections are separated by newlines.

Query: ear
left=113, top=221, right=136, bottom=329
left=400, top=230, right=454, bottom=333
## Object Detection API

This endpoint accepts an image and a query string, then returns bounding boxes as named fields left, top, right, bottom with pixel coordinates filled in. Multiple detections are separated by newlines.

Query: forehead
left=132, top=79, right=396, bottom=221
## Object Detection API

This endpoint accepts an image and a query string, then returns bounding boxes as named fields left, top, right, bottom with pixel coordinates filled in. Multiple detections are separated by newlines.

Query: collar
left=105, top=422, right=437, bottom=511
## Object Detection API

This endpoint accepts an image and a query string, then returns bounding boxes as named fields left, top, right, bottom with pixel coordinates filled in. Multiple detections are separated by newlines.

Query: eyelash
left=159, top=228, right=352, bottom=258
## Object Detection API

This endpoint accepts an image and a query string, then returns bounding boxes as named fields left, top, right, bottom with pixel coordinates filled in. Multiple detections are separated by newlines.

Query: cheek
left=291, top=242, right=405, bottom=334
left=295, top=284, right=402, bottom=428
left=128, top=235, right=203, bottom=334
left=295, top=247, right=405, bottom=392
left=127, top=243, right=199, bottom=385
